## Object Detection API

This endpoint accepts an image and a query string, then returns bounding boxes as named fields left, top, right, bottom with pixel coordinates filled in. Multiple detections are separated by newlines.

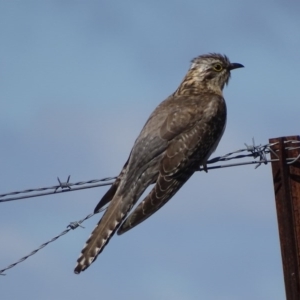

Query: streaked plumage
left=74, top=53, right=243, bottom=274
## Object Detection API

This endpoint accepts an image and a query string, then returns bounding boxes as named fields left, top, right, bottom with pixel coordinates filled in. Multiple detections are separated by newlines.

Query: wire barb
left=68, top=221, right=85, bottom=229
left=55, top=175, right=71, bottom=192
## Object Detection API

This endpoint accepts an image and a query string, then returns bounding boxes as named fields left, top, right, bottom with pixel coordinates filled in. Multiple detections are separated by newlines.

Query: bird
left=74, top=53, right=244, bottom=274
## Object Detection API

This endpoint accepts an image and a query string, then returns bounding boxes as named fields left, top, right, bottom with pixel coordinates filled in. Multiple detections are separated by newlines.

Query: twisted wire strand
left=0, top=177, right=116, bottom=202
left=0, top=207, right=106, bottom=275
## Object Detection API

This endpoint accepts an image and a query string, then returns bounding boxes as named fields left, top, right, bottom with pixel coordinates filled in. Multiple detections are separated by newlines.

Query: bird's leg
left=202, top=163, right=208, bottom=173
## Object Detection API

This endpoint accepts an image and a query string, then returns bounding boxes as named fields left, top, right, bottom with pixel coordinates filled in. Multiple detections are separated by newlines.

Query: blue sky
left=1, top=1, right=299, bottom=299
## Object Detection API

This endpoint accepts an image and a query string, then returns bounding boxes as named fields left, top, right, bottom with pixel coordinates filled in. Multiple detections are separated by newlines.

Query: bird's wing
left=74, top=98, right=179, bottom=273
left=93, top=95, right=195, bottom=213
left=92, top=99, right=180, bottom=214
left=118, top=95, right=226, bottom=234
left=75, top=94, right=225, bottom=272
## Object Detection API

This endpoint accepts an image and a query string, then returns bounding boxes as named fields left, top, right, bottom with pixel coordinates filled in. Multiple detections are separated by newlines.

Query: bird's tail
left=74, top=195, right=126, bottom=274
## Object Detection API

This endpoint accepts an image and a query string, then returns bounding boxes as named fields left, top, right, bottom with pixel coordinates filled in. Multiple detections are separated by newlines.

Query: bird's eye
left=213, top=64, right=223, bottom=72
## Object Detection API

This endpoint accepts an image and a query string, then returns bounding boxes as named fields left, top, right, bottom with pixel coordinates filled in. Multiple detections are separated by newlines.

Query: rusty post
left=269, top=136, right=300, bottom=300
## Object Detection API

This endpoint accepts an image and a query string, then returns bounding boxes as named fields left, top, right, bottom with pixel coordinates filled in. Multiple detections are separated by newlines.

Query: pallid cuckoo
left=74, top=53, right=243, bottom=274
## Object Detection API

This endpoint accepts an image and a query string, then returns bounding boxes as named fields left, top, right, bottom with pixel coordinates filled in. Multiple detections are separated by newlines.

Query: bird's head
left=189, top=53, right=244, bottom=92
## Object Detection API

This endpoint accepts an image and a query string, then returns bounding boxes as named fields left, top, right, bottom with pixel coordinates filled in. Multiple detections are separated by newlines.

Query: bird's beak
left=229, top=63, right=244, bottom=70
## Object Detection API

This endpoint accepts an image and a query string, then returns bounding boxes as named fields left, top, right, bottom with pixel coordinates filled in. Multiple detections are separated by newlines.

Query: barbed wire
left=1, top=138, right=300, bottom=275
left=0, top=207, right=106, bottom=275
left=2, top=138, right=296, bottom=203
left=0, top=176, right=116, bottom=202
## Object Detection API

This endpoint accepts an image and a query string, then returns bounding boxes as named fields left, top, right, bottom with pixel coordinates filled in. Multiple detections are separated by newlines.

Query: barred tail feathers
left=74, top=196, right=126, bottom=274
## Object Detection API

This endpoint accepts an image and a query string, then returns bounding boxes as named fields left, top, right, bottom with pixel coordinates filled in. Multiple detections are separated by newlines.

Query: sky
left=0, top=1, right=299, bottom=299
